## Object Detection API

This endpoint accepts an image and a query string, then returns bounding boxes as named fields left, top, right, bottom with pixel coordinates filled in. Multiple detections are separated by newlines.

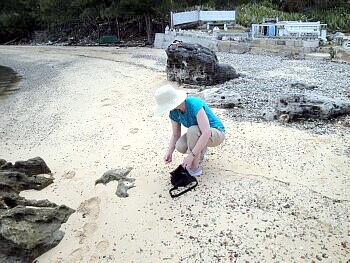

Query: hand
left=164, top=152, right=172, bottom=164
left=182, top=154, right=194, bottom=169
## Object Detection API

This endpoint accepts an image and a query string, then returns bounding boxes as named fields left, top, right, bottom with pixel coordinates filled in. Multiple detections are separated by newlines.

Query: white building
left=251, top=20, right=327, bottom=41
left=170, top=10, right=236, bottom=29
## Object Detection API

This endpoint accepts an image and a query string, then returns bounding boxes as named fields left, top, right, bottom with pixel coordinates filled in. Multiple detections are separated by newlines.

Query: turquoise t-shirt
left=169, top=97, right=225, bottom=132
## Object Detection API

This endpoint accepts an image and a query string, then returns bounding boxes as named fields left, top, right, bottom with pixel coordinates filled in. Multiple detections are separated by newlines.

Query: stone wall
left=251, top=38, right=320, bottom=53
left=154, top=32, right=322, bottom=54
left=332, top=46, right=350, bottom=63
left=154, top=32, right=218, bottom=51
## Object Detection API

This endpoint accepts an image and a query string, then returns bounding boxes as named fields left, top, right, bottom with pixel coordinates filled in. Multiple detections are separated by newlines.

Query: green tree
left=118, top=0, right=171, bottom=44
left=0, top=0, right=40, bottom=42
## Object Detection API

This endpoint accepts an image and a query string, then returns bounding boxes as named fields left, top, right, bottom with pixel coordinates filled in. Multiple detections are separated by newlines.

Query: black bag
left=169, top=165, right=198, bottom=198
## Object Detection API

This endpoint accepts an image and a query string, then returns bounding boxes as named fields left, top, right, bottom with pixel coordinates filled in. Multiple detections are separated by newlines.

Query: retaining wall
left=154, top=32, right=218, bottom=51
left=154, top=32, right=321, bottom=54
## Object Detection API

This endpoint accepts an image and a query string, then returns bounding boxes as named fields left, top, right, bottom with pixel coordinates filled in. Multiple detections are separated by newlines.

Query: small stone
left=283, top=203, right=291, bottom=208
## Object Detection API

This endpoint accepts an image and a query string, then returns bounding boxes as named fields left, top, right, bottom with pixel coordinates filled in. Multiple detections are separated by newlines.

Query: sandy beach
left=0, top=45, right=349, bottom=262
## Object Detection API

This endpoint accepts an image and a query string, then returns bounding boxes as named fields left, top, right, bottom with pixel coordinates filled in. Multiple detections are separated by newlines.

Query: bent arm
left=167, top=120, right=181, bottom=154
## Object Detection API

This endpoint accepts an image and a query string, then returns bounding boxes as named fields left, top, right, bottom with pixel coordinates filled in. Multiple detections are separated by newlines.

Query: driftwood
left=95, top=167, right=135, bottom=198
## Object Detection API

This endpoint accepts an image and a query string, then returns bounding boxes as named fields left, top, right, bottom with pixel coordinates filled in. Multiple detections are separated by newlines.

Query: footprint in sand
left=122, top=145, right=131, bottom=150
left=76, top=197, right=101, bottom=243
left=89, top=253, right=115, bottom=262
left=77, top=197, right=100, bottom=219
left=96, top=240, right=110, bottom=252
left=87, top=240, right=110, bottom=262
left=62, top=170, right=76, bottom=179
left=89, top=255, right=99, bottom=263
left=68, top=248, right=85, bottom=262
left=129, top=128, right=139, bottom=134
left=78, top=223, right=98, bottom=244
left=101, top=98, right=114, bottom=107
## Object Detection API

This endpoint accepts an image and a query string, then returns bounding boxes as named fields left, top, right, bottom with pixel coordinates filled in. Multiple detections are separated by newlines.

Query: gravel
left=213, top=52, right=350, bottom=134
left=173, top=52, right=350, bottom=135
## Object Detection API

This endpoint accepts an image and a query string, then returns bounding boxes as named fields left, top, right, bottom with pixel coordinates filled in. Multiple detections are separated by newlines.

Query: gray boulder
left=0, top=205, right=74, bottom=263
left=0, top=157, right=74, bottom=263
left=276, top=93, right=350, bottom=121
left=0, top=170, right=53, bottom=192
left=198, top=88, right=241, bottom=109
left=0, top=157, right=51, bottom=176
left=166, top=42, right=239, bottom=86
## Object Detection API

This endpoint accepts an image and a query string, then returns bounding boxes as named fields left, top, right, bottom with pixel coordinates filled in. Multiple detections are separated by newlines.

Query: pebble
left=210, top=52, right=350, bottom=135
left=316, top=255, right=322, bottom=261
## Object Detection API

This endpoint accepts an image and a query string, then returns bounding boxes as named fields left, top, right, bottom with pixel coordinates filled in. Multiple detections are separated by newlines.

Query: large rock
left=0, top=170, right=53, bottom=192
left=275, top=93, right=350, bottom=121
left=166, top=42, right=239, bottom=86
left=0, top=157, right=51, bottom=176
left=0, top=205, right=74, bottom=263
left=0, top=157, right=75, bottom=263
left=198, top=87, right=242, bottom=109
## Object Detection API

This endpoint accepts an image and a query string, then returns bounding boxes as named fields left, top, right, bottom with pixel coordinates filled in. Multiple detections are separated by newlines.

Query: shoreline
left=0, top=46, right=349, bottom=262
left=0, top=65, right=21, bottom=97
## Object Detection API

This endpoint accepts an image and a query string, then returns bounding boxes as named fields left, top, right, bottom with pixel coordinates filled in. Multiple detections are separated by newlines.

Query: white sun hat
left=154, top=84, right=187, bottom=117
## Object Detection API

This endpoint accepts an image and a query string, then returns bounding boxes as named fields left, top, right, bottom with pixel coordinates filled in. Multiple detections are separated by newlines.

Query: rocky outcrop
left=198, top=87, right=242, bottom=109
left=95, top=167, right=135, bottom=198
left=0, top=156, right=51, bottom=176
left=275, top=93, right=350, bottom=121
left=166, top=42, right=239, bottom=86
left=0, top=157, right=75, bottom=263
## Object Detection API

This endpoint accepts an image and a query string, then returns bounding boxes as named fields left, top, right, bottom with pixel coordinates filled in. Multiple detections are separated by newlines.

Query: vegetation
left=237, top=1, right=350, bottom=32
left=0, top=0, right=349, bottom=44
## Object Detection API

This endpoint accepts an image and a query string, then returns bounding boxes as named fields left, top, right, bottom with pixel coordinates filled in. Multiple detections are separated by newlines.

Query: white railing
left=171, top=10, right=236, bottom=28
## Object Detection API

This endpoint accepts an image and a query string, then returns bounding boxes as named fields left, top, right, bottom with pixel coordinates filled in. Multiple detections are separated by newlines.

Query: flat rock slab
left=198, top=87, right=242, bottom=109
left=275, top=93, right=350, bottom=121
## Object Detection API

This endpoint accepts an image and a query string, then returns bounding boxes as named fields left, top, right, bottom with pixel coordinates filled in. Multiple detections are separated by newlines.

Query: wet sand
left=0, top=45, right=349, bottom=262
left=0, top=65, right=20, bottom=97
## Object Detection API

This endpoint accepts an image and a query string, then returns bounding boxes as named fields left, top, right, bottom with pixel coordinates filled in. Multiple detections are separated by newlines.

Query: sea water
left=0, top=65, right=20, bottom=97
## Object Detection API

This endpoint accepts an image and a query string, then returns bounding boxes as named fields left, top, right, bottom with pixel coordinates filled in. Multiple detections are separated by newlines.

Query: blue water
left=0, top=65, right=20, bottom=96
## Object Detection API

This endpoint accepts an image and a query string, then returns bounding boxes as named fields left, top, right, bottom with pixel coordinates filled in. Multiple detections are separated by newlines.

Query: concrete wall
left=332, top=47, right=350, bottom=63
left=154, top=32, right=218, bottom=51
left=250, top=37, right=319, bottom=53
left=154, top=32, right=321, bottom=54
left=171, top=10, right=235, bottom=27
